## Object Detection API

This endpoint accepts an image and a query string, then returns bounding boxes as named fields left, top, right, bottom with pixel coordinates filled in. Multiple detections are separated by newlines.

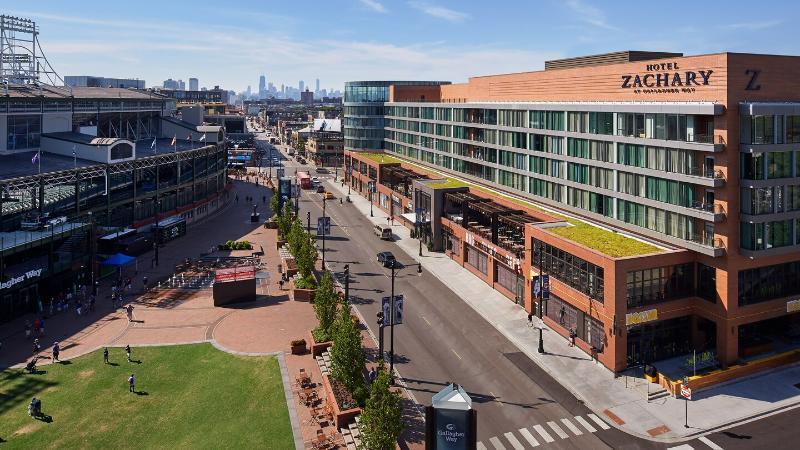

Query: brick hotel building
left=343, top=51, right=800, bottom=386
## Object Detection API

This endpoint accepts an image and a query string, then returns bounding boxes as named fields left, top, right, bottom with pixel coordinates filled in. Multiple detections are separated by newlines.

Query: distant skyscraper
left=177, top=79, right=186, bottom=90
left=315, top=78, right=320, bottom=93
left=299, top=80, right=304, bottom=92
left=163, top=78, right=179, bottom=90
left=268, top=82, right=275, bottom=93
left=258, top=75, right=266, bottom=98
left=189, top=78, right=199, bottom=91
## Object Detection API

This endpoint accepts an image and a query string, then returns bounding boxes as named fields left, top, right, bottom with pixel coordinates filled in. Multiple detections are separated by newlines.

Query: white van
left=374, top=225, right=393, bottom=240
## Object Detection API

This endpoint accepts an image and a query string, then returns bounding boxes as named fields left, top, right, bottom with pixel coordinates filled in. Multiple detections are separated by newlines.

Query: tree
left=287, top=217, right=305, bottom=258
left=277, top=201, right=294, bottom=241
left=269, top=190, right=280, bottom=218
left=312, top=272, right=338, bottom=342
left=329, top=300, right=366, bottom=395
left=294, top=235, right=318, bottom=288
left=359, top=362, right=404, bottom=450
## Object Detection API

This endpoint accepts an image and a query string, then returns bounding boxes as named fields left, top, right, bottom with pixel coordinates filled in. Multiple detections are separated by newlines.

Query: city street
left=267, top=138, right=664, bottom=450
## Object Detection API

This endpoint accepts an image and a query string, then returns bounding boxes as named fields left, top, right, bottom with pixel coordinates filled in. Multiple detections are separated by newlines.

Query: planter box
left=282, top=258, right=298, bottom=278
left=275, top=239, right=287, bottom=250
left=292, top=285, right=316, bottom=302
left=309, top=331, right=333, bottom=357
left=321, top=374, right=362, bottom=428
left=290, top=341, right=307, bottom=355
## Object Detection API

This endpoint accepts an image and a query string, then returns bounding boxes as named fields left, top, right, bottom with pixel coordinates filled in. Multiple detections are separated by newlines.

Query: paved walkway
left=327, top=176, right=800, bottom=443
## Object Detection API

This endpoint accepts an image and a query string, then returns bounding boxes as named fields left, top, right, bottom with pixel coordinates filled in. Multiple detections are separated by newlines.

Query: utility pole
left=343, top=264, right=349, bottom=304
left=307, top=211, right=311, bottom=233
left=153, top=198, right=160, bottom=267
left=89, top=211, right=96, bottom=295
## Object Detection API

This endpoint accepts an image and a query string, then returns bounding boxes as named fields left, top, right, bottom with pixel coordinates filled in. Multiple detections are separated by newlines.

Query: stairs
left=339, top=415, right=363, bottom=450
left=315, top=350, right=331, bottom=376
left=55, top=230, right=87, bottom=255
left=647, top=384, right=670, bottom=401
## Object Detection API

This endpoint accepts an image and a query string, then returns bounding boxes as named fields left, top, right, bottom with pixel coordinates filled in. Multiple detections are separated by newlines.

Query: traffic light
left=376, top=311, right=384, bottom=327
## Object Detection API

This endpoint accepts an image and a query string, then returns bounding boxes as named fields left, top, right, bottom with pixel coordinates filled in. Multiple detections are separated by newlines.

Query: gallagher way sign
left=426, top=383, right=477, bottom=450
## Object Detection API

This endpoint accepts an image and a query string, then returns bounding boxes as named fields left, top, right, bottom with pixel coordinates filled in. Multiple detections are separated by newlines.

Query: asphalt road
left=258, top=137, right=669, bottom=450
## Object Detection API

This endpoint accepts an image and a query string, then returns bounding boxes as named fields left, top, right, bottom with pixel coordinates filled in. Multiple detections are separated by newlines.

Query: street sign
left=541, top=274, right=550, bottom=300
left=316, top=216, right=331, bottom=236
left=680, top=385, right=692, bottom=400
left=381, top=295, right=404, bottom=325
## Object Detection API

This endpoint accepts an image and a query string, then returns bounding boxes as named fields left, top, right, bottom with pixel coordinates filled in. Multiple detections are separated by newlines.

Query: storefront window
left=626, top=263, right=694, bottom=308
left=6, top=114, right=42, bottom=150
left=532, top=239, right=604, bottom=302
left=464, top=244, right=488, bottom=274
left=739, top=261, right=800, bottom=306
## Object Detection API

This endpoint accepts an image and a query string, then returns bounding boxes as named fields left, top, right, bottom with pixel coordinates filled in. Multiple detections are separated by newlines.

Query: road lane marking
left=421, top=315, right=432, bottom=326
left=574, top=415, right=597, bottom=433
left=588, top=413, right=611, bottom=430
left=561, top=418, right=583, bottom=435
left=667, top=445, right=694, bottom=450
left=489, top=436, right=507, bottom=450
left=547, top=421, right=569, bottom=439
left=488, top=391, right=503, bottom=407
left=518, top=428, right=540, bottom=447
left=503, top=432, right=525, bottom=450
left=451, top=348, right=462, bottom=359
left=532, top=424, right=554, bottom=443
left=699, top=436, right=724, bottom=450
left=477, top=442, right=488, bottom=450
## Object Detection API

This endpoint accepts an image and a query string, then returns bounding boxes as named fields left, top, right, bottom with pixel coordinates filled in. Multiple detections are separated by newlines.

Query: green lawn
left=0, top=343, right=294, bottom=449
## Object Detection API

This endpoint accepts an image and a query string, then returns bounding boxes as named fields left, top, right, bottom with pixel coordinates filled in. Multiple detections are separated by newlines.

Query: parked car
left=374, top=225, right=393, bottom=240
left=376, top=251, right=396, bottom=267
left=316, top=185, right=325, bottom=193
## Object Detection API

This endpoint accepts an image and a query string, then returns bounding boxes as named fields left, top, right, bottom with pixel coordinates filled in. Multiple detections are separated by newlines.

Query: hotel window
left=767, top=152, right=792, bottom=178
left=6, top=114, right=41, bottom=150
left=529, top=179, right=562, bottom=202
left=589, top=166, right=614, bottom=190
left=435, top=108, right=453, bottom=121
left=645, top=177, right=695, bottom=207
left=788, top=186, right=800, bottom=211
left=498, top=131, right=527, bottom=149
left=626, top=263, right=694, bottom=308
left=618, top=143, right=646, bottom=168
left=740, top=153, right=765, bottom=180
left=741, top=187, right=774, bottom=215
left=696, top=263, right=717, bottom=303
left=421, top=107, right=434, bottom=119
left=588, top=112, right=613, bottom=135
left=544, top=294, right=604, bottom=350
left=464, top=244, right=488, bottom=274
left=567, top=163, right=589, bottom=184
left=498, top=170, right=526, bottom=191
left=749, top=115, right=775, bottom=144
left=617, top=172, right=645, bottom=196
left=499, top=109, right=527, bottom=128
left=567, top=138, right=589, bottom=158
left=567, top=112, right=589, bottom=133
left=589, top=140, right=613, bottom=162
left=738, top=261, right=800, bottom=306
left=530, top=134, right=564, bottom=155
left=529, top=110, right=564, bottom=131
left=498, top=150, right=526, bottom=170
left=787, top=116, right=800, bottom=143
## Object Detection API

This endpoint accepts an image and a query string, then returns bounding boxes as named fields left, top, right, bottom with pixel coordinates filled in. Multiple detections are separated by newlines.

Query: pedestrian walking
left=52, top=342, right=60, bottom=362
left=125, top=344, right=132, bottom=362
left=25, top=319, right=32, bottom=340
left=569, top=328, right=577, bottom=347
left=38, top=317, right=45, bottom=336
left=278, top=279, right=284, bottom=290
left=263, top=195, right=267, bottom=204
left=126, top=304, right=134, bottom=322
left=128, top=373, right=136, bottom=393
left=33, top=338, right=40, bottom=355
left=527, top=312, right=534, bottom=327
left=142, top=276, right=148, bottom=292
left=368, top=367, right=377, bottom=383
left=33, top=318, right=40, bottom=337
left=103, top=347, right=109, bottom=364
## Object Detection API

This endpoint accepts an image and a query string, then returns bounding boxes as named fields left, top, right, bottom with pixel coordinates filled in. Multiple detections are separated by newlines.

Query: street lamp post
left=153, top=198, right=161, bottom=267
left=321, top=196, right=327, bottom=269
left=389, top=259, right=396, bottom=382
left=377, top=310, right=385, bottom=361
left=369, top=191, right=374, bottom=217
left=307, top=211, right=311, bottom=233
left=88, top=211, right=96, bottom=295
left=343, top=264, right=349, bottom=304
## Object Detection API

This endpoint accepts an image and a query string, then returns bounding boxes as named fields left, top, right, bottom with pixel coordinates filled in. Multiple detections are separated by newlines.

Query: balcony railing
left=690, top=202, right=725, bottom=215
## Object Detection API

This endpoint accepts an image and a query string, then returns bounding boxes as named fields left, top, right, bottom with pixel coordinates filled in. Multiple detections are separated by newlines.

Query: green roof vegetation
left=427, top=178, right=469, bottom=189
left=397, top=158, right=663, bottom=258
left=356, top=152, right=402, bottom=164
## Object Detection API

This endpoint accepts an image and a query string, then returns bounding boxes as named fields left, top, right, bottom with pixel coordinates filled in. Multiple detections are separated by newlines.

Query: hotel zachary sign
left=621, top=61, right=713, bottom=94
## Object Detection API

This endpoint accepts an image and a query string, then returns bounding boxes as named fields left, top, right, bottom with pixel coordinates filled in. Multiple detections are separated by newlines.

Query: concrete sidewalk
left=327, top=178, right=800, bottom=442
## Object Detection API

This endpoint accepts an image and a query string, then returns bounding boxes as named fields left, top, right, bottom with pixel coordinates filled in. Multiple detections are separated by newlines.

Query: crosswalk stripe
left=504, top=432, right=525, bottom=450
left=477, top=442, right=488, bottom=450
left=561, top=418, right=583, bottom=435
left=489, top=436, right=507, bottom=450
left=667, top=445, right=694, bottom=450
left=698, top=436, right=724, bottom=450
left=547, top=421, right=569, bottom=439
left=533, top=424, right=555, bottom=443
left=518, top=428, right=540, bottom=447
left=588, top=413, right=612, bottom=430
left=574, top=415, right=597, bottom=433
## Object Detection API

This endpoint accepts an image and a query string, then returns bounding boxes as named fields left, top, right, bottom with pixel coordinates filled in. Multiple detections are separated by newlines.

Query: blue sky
left=7, top=0, right=796, bottom=92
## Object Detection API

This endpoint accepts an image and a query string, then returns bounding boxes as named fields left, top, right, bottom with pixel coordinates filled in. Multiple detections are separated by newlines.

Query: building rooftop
left=1, top=83, right=165, bottom=100
left=0, top=138, right=214, bottom=181
left=544, top=50, right=684, bottom=71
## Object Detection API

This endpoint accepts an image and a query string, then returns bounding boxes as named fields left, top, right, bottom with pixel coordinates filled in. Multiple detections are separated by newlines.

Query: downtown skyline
left=4, top=0, right=797, bottom=92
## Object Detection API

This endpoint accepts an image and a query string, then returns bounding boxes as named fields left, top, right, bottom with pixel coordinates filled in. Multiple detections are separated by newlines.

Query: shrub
left=294, top=274, right=317, bottom=290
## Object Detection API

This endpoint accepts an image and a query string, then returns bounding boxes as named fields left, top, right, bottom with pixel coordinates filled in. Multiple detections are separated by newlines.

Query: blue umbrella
left=101, top=253, right=136, bottom=267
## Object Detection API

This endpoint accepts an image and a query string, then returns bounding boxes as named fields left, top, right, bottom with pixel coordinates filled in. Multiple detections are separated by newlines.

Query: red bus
left=297, top=171, right=312, bottom=189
